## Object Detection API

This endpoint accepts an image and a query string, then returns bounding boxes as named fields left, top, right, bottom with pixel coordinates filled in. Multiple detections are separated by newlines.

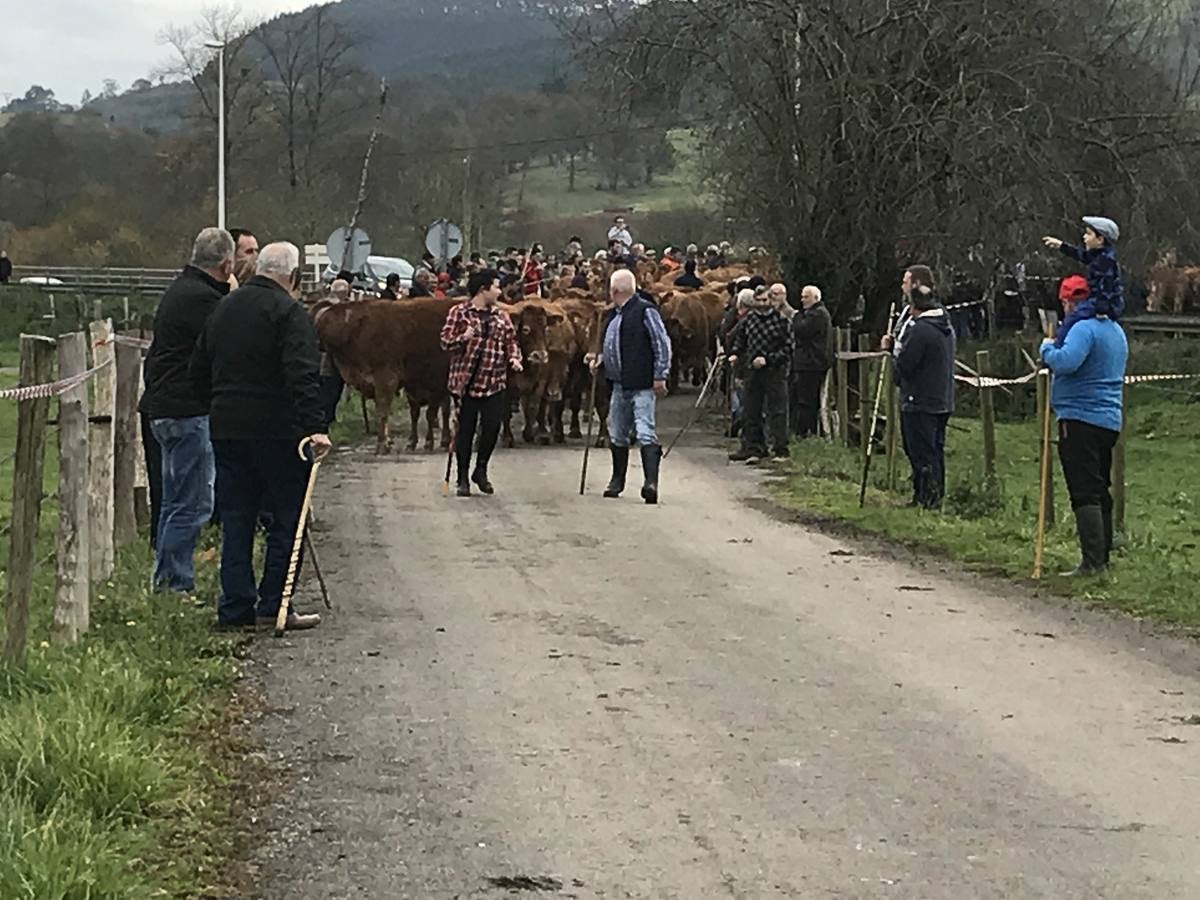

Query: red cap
left=1059, top=275, right=1088, bottom=302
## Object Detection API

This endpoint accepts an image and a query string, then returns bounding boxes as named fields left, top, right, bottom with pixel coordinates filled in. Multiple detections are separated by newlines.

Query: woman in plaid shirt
left=440, top=269, right=524, bottom=497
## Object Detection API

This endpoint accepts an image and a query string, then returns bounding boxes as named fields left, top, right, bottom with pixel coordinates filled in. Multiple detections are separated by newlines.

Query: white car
left=19, top=276, right=65, bottom=286
left=323, top=255, right=414, bottom=293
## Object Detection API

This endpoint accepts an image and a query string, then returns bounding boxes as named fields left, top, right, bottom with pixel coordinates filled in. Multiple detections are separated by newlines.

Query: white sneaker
left=257, top=612, right=321, bottom=631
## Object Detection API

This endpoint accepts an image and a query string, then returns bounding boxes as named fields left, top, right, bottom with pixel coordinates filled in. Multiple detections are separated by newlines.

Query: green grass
left=0, top=358, right=253, bottom=897
left=510, top=129, right=715, bottom=220
left=771, top=387, right=1200, bottom=627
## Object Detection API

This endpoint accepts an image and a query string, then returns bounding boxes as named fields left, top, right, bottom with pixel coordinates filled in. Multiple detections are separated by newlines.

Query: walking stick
left=858, top=303, right=896, bottom=507
left=442, top=398, right=461, bottom=497
left=1032, top=319, right=1056, bottom=578
left=276, top=438, right=326, bottom=638
left=579, top=366, right=597, bottom=495
left=302, top=513, right=332, bottom=610
left=663, top=354, right=724, bottom=460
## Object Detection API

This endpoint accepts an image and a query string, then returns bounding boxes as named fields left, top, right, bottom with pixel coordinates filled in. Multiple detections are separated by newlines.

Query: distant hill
left=85, top=0, right=566, bottom=133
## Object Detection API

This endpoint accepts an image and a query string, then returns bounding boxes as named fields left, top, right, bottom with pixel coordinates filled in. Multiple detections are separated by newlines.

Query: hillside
left=87, top=0, right=565, bottom=133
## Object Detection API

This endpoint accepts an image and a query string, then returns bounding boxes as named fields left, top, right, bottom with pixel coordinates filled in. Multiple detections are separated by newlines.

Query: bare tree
left=158, top=5, right=269, bottom=167
left=561, top=0, right=1200, bottom=323
left=253, top=6, right=366, bottom=192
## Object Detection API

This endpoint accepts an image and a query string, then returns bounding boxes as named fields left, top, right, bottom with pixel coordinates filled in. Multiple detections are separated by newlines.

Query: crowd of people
left=133, top=212, right=1128, bottom=636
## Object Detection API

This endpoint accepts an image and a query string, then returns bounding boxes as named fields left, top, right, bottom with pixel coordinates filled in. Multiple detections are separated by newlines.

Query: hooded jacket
left=892, top=308, right=955, bottom=415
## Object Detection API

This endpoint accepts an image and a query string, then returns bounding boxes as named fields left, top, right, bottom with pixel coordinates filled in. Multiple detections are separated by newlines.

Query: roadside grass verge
left=771, top=388, right=1200, bottom=628
left=0, top=368, right=253, bottom=897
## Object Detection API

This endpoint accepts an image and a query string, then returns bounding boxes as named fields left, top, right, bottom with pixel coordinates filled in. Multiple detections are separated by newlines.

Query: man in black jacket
left=0, top=250, right=12, bottom=284
left=790, top=284, right=833, bottom=438
left=191, top=241, right=329, bottom=630
left=882, top=265, right=956, bottom=508
left=727, top=288, right=794, bottom=461
left=140, top=227, right=234, bottom=593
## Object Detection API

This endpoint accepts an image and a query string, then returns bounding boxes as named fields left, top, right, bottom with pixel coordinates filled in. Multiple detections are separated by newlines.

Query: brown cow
left=555, top=296, right=611, bottom=444
left=503, top=300, right=579, bottom=446
left=660, top=291, right=713, bottom=390
left=1146, top=264, right=1200, bottom=313
left=313, top=297, right=455, bottom=454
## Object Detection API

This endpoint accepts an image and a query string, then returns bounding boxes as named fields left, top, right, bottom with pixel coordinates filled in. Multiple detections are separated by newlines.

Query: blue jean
left=150, top=416, right=215, bottom=592
left=607, top=385, right=658, bottom=447
left=212, top=439, right=311, bottom=625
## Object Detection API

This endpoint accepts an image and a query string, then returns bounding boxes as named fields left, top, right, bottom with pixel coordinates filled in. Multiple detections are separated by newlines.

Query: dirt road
left=244, top=396, right=1200, bottom=899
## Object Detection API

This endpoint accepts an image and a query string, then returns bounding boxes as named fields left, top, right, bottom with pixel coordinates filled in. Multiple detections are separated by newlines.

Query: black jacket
left=140, top=266, right=230, bottom=419
left=674, top=270, right=703, bottom=290
left=791, top=301, right=833, bottom=372
left=892, top=308, right=955, bottom=415
left=729, top=306, right=793, bottom=373
left=0, top=256, right=11, bottom=283
left=189, top=275, right=324, bottom=441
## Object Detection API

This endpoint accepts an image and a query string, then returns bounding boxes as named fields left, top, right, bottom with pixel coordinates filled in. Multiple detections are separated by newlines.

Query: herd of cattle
left=308, top=255, right=779, bottom=453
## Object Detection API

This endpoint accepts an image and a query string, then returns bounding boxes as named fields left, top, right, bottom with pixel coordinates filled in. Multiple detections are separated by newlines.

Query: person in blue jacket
left=1040, top=274, right=1129, bottom=575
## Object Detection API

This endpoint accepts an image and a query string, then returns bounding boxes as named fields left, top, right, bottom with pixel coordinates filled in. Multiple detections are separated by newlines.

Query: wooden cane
left=276, top=438, right=324, bottom=637
left=442, top=398, right=461, bottom=497
left=858, top=303, right=896, bottom=507
left=579, top=366, right=597, bottom=495
left=302, top=514, right=332, bottom=610
left=1032, top=320, right=1056, bottom=578
left=663, top=354, right=724, bottom=460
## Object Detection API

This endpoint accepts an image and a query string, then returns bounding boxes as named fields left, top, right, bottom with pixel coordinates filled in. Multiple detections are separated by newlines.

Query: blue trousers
left=213, top=438, right=310, bottom=625
left=150, top=416, right=214, bottom=592
left=607, top=385, right=658, bottom=447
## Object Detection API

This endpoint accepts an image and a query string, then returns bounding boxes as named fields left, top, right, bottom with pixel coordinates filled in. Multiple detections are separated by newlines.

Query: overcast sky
left=1, top=1, right=319, bottom=106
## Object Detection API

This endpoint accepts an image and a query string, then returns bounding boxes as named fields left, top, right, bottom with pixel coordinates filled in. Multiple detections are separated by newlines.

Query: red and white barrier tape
left=0, top=359, right=113, bottom=402
left=953, top=370, right=1199, bottom=388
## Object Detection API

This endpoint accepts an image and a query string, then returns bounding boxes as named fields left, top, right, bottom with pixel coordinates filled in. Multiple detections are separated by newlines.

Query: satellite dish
left=326, top=225, right=372, bottom=273
left=424, top=219, right=464, bottom=265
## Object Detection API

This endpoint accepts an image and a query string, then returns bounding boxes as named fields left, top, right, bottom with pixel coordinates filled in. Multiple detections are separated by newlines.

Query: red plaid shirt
left=440, top=302, right=522, bottom=399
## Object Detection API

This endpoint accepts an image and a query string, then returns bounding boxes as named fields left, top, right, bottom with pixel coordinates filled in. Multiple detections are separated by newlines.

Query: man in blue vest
left=589, top=268, right=672, bottom=504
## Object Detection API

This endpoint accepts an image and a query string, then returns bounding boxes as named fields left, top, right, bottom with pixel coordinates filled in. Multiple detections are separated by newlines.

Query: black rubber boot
left=456, top=477, right=471, bottom=497
left=472, top=468, right=494, bottom=495
left=1060, top=504, right=1107, bottom=576
left=604, top=447, right=629, bottom=498
left=640, top=443, right=662, bottom=505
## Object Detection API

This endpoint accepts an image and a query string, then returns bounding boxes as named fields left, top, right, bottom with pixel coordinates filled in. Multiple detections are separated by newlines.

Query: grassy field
left=0, top=362, right=251, bottom=896
left=509, top=129, right=714, bottom=221
left=770, top=385, right=1200, bottom=627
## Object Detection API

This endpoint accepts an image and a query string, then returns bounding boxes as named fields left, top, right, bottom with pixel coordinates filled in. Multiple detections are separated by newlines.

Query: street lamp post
left=204, top=40, right=226, bottom=229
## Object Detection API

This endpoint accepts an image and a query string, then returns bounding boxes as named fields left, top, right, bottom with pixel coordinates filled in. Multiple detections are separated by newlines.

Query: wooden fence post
left=53, top=332, right=90, bottom=645
left=857, top=333, right=871, bottom=463
left=836, top=328, right=850, bottom=447
left=121, top=296, right=131, bottom=330
left=93, top=299, right=103, bottom=323
left=1113, top=383, right=1127, bottom=533
left=1036, top=368, right=1055, bottom=529
left=88, top=319, right=116, bottom=581
left=977, top=349, right=996, bottom=478
left=2, top=335, right=56, bottom=667
left=113, top=340, right=141, bottom=547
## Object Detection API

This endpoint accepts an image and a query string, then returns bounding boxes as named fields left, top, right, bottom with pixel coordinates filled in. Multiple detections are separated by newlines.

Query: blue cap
left=1082, top=216, right=1119, bottom=243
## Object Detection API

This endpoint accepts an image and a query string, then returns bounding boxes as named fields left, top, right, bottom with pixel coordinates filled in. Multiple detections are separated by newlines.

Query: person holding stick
left=881, top=265, right=955, bottom=509
left=440, top=268, right=523, bottom=497
left=1039, top=274, right=1128, bottom=575
left=190, top=242, right=329, bottom=631
left=587, top=268, right=672, bottom=503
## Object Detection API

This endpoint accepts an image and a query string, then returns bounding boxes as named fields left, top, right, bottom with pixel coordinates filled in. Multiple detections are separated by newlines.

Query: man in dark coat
left=674, top=259, right=704, bottom=290
left=0, top=250, right=12, bottom=284
left=882, top=265, right=956, bottom=508
left=190, top=241, right=329, bottom=631
left=140, top=227, right=234, bottom=593
left=379, top=272, right=401, bottom=300
left=727, top=288, right=793, bottom=461
left=790, top=284, right=833, bottom=437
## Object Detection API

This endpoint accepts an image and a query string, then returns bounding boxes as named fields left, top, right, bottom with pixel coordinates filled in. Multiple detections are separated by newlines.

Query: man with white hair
left=589, top=268, right=672, bottom=504
left=191, top=241, right=329, bottom=631
left=140, top=226, right=235, bottom=594
left=790, top=284, right=833, bottom=438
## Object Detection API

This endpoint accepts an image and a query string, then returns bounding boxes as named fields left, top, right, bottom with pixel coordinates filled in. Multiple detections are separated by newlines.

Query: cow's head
left=514, top=303, right=564, bottom=366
